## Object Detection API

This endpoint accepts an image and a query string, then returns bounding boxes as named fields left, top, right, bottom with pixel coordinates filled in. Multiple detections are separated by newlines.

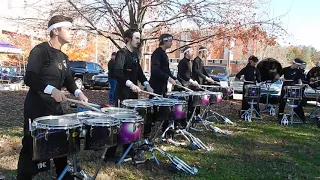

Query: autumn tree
left=10, top=0, right=286, bottom=50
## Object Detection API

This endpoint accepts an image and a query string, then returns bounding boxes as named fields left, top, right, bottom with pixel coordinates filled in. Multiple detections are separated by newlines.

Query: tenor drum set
left=28, top=85, right=235, bottom=179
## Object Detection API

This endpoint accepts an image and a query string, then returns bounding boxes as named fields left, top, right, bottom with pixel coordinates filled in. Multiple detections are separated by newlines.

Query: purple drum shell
left=173, top=104, right=187, bottom=119
left=118, top=122, right=142, bottom=144
left=201, top=94, right=210, bottom=105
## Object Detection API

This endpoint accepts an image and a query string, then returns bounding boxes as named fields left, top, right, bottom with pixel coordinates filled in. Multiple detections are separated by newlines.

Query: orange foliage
left=65, top=41, right=96, bottom=61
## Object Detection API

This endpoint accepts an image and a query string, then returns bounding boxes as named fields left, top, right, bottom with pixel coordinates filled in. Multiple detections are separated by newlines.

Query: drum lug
left=90, top=127, right=93, bottom=137
left=66, top=130, right=70, bottom=140
left=45, top=129, right=49, bottom=141
left=117, top=125, right=121, bottom=133
left=133, top=122, right=137, bottom=132
left=108, top=127, right=112, bottom=137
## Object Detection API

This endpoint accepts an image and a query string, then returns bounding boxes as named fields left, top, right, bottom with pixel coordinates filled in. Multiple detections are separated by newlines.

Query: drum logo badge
left=113, top=129, right=118, bottom=134
left=72, top=132, right=79, bottom=137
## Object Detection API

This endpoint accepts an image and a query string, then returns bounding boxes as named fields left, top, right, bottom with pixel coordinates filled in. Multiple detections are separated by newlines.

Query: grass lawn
left=0, top=90, right=319, bottom=180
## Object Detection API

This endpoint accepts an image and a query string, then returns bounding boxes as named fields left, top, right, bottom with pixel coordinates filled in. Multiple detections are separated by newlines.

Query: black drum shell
left=188, top=94, right=202, bottom=107
left=152, top=104, right=173, bottom=122
left=83, top=124, right=119, bottom=150
left=32, top=127, right=81, bottom=161
left=122, top=105, right=153, bottom=125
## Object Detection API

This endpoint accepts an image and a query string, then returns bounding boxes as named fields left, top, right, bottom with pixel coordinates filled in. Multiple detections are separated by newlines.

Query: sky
left=270, top=0, right=320, bottom=50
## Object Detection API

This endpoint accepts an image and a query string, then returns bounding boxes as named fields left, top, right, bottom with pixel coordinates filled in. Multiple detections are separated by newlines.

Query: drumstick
left=66, top=98, right=102, bottom=112
left=198, top=86, right=211, bottom=92
left=139, top=90, right=163, bottom=98
left=175, top=84, right=194, bottom=92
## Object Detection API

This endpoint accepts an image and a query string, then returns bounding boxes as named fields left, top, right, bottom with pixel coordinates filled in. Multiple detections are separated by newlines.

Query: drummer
left=106, top=28, right=153, bottom=161
left=192, top=46, right=216, bottom=85
left=149, top=34, right=180, bottom=131
left=277, top=58, right=306, bottom=124
left=149, top=33, right=178, bottom=96
left=235, top=55, right=261, bottom=118
left=17, top=15, right=88, bottom=180
left=177, top=46, right=200, bottom=120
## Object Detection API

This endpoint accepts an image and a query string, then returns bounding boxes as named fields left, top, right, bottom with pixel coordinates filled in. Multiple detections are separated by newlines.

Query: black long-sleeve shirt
left=279, top=66, right=302, bottom=86
left=192, top=56, right=209, bottom=84
left=24, top=42, right=77, bottom=94
left=150, top=47, right=175, bottom=82
left=236, top=64, right=261, bottom=84
left=113, top=48, right=147, bottom=100
left=177, top=57, right=192, bottom=84
left=108, top=59, right=115, bottom=79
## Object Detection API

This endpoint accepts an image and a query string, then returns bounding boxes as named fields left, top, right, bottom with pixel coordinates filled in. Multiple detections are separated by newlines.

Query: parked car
left=69, top=61, right=106, bottom=89
left=0, top=66, right=24, bottom=83
left=203, top=65, right=232, bottom=98
left=91, top=73, right=109, bottom=89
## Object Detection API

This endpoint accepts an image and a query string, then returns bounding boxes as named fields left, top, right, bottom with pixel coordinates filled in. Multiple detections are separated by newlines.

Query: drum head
left=110, top=114, right=143, bottom=123
left=149, top=99, right=173, bottom=106
left=33, top=116, right=81, bottom=129
left=307, top=67, right=320, bottom=89
left=84, top=117, right=120, bottom=126
left=122, top=99, right=153, bottom=107
left=101, top=107, right=137, bottom=115
left=63, top=111, right=107, bottom=120
left=257, top=58, right=282, bottom=82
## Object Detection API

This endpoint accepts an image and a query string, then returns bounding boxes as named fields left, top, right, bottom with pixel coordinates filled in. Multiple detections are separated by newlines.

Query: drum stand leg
left=57, top=154, right=92, bottom=180
left=185, top=108, right=197, bottom=131
left=135, top=138, right=160, bottom=166
left=309, top=92, right=320, bottom=119
left=175, top=129, right=211, bottom=152
left=281, top=100, right=303, bottom=125
left=116, top=143, right=135, bottom=165
left=92, top=147, right=109, bottom=179
left=260, top=90, right=276, bottom=116
left=200, top=105, right=235, bottom=125
left=158, top=120, right=187, bottom=146
left=240, top=100, right=262, bottom=122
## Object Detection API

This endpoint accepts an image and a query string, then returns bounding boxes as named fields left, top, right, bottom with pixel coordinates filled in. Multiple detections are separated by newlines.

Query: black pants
left=278, top=90, right=306, bottom=122
left=17, top=135, right=68, bottom=180
left=17, top=92, right=69, bottom=180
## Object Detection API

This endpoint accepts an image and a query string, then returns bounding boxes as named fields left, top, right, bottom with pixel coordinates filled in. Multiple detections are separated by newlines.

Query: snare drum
left=122, top=99, right=153, bottom=125
left=149, top=99, right=174, bottom=122
left=30, top=116, right=82, bottom=161
left=244, top=85, right=261, bottom=98
left=83, top=116, right=120, bottom=150
left=285, top=86, right=302, bottom=100
left=162, top=98, right=188, bottom=120
left=111, top=114, right=144, bottom=144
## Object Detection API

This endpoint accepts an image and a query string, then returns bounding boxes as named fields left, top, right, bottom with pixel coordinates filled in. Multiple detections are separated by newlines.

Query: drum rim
left=110, top=114, right=144, bottom=122
left=33, top=116, right=82, bottom=129
left=84, top=117, right=120, bottom=126
left=101, top=107, right=137, bottom=113
left=122, top=99, right=153, bottom=108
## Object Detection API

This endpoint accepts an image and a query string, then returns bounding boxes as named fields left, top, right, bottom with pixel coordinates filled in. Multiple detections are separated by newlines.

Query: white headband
left=293, top=61, right=302, bottom=66
left=183, top=48, right=191, bottom=54
left=198, top=49, right=208, bottom=52
left=48, top=21, right=72, bottom=32
left=162, top=37, right=173, bottom=41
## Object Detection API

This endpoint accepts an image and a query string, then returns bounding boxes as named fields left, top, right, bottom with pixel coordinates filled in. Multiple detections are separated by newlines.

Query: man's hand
left=78, top=91, right=88, bottom=102
left=146, top=84, right=154, bottom=93
left=130, top=83, right=141, bottom=93
left=51, top=88, right=66, bottom=102
left=206, top=76, right=215, bottom=84
left=190, top=79, right=199, bottom=87
left=168, top=77, right=176, bottom=85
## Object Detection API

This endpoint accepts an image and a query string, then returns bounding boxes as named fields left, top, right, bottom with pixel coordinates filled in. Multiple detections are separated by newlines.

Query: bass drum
left=257, top=58, right=282, bottom=82
left=307, top=67, right=320, bottom=89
